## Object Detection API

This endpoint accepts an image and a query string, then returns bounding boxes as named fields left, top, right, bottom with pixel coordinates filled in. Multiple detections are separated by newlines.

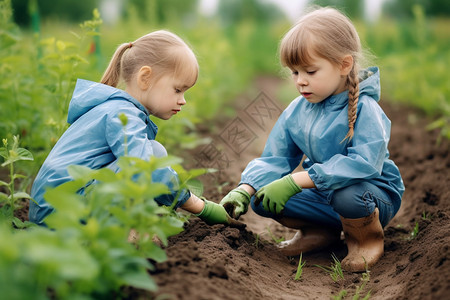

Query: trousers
left=251, top=181, right=397, bottom=229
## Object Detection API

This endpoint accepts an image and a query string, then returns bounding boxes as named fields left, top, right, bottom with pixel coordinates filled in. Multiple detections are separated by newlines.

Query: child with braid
left=220, top=7, right=404, bottom=272
left=30, top=30, right=236, bottom=227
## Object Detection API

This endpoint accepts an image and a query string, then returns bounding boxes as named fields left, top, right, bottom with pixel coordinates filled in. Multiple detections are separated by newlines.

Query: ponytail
left=101, top=43, right=133, bottom=87
left=99, top=31, right=198, bottom=89
left=341, top=67, right=360, bottom=143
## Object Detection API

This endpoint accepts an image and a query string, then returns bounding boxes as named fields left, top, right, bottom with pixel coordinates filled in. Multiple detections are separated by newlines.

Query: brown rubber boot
left=340, top=207, right=384, bottom=272
left=277, top=227, right=341, bottom=256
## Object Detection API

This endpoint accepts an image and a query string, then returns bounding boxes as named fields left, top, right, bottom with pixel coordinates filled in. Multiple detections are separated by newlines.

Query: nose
left=178, top=97, right=186, bottom=106
left=296, top=75, right=308, bottom=86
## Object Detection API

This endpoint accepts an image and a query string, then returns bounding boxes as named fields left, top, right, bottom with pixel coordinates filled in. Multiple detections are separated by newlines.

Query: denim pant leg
left=250, top=188, right=342, bottom=229
left=329, top=182, right=395, bottom=227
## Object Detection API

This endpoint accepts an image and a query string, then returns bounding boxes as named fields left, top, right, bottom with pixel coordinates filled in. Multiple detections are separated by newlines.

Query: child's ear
left=340, top=55, right=354, bottom=76
left=136, top=66, right=153, bottom=90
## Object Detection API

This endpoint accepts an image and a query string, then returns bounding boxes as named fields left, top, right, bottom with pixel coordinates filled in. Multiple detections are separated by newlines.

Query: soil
left=145, top=77, right=450, bottom=300
left=6, top=77, right=449, bottom=299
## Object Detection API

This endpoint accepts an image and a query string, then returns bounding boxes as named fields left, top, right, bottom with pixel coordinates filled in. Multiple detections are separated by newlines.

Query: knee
left=330, top=183, right=375, bottom=218
left=250, top=196, right=275, bottom=218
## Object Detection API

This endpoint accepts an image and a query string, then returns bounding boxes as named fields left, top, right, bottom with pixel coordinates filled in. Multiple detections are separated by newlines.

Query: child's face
left=142, top=74, right=193, bottom=120
left=289, top=54, right=348, bottom=104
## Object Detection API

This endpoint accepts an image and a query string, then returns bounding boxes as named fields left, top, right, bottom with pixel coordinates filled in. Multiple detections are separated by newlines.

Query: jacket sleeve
left=105, top=106, right=190, bottom=207
left=240, top=109, right=303, bottom=190
left=308, top=97, right=390, bottom=191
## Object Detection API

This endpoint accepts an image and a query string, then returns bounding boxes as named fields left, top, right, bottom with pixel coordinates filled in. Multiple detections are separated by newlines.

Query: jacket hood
left=67, top=79, right=149, bottom=124
left=358, top=66, right=380, bottom=102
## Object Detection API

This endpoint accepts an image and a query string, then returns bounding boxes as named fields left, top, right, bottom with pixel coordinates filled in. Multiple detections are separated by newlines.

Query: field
left=1, top=1, right=449, bottom=299
left=144, top=78, right=450, bottom=299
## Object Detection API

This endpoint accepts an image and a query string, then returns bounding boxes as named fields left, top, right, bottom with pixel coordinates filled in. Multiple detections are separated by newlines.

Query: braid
left=341, top=68, right=360, bottom=143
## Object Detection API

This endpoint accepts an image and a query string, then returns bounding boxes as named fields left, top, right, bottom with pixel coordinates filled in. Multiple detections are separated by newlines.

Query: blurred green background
left=1, top=0, right=449, bottom=174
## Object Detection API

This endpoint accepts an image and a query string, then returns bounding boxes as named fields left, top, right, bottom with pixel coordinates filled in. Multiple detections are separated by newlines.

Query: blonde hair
left=280, top=7, right=363, bottom=142
left=101, top=30, right=199, bottom=88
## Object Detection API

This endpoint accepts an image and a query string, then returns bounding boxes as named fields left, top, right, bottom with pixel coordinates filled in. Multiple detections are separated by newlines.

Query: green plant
left=253, top=233, right=260, bottom=249
left=315, top=253, right=345, bottom=282
left=331, top=290, right=348, bottom=300
left=353, top=270, right=372, bottom=300
left=294, top=252, right=306, bottom=281
left=409, top=221, right=420, bottom=240
left=0, top=136, right=34, bottom=228
left=266, top=226, right=285, bottom=243
left=421, top=211, right=430, bottom=220
left=331, top=269, right=372, bottom=300
left=0, top=152, right=205, bottom=298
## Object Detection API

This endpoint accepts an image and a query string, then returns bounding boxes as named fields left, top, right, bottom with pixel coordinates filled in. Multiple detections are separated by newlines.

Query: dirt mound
left=145, top=80, right=449, bottom=300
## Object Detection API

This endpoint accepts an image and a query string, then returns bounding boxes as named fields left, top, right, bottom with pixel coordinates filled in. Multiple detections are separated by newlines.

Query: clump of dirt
left=145, top=79, right=449, bottom=300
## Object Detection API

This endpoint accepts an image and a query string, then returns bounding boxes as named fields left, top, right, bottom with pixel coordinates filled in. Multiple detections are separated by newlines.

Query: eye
left=291, top=70, right=298, bottom=76
left=306, top=70, right=316, bottom=75
left=175, top=88, right=182, bottom=93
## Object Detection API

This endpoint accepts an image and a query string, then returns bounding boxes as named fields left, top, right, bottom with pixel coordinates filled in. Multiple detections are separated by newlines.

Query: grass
left=315, top=253, right=345, bottom=282
left=266, top=226, right=285, bottom=243
left=409, top=221, right=420, bottom=240
left=331, top=269, right=372, bottom=300
left=294, top=252, right=306, bottom=281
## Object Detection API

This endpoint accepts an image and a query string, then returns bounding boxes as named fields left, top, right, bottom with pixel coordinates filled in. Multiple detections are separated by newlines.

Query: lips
left=301, top=92, right=312, bottom=98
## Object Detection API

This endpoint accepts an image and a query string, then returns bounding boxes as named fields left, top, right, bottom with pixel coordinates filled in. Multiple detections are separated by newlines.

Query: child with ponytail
left=30, top=30, right=235, bottom=227
left=220, top=7, right=404, bottom=272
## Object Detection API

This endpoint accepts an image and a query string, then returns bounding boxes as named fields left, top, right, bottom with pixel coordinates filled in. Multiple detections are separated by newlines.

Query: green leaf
left=0, top=148, right=7, bottom=159
left=0, top=180, right=9, bottom=187
left=186, top=179, right=204, bottom=197
left=67, top=165, right=94, bottom=180
left=16, top=148, right=33, bottom=161
left=13, top=192, right=32, bottom=199
left=121, top=269, right=157, bottom=291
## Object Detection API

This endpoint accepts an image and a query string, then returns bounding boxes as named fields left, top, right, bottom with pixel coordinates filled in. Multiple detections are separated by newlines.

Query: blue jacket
left=29, top=79, right=190, bottom=225
left=241, top=67, right=404, bottom=212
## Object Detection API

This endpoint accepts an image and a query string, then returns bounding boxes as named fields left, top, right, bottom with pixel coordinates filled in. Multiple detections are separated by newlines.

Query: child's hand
left=197, top=198, right=246, bottom=228
left=254, top=175, right=302, bottom=214
left=219, top=188, right=251, bottom=219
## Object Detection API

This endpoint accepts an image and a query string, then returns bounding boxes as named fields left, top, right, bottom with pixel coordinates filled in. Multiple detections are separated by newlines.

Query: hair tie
left=128, top=42, right=133, bottom=49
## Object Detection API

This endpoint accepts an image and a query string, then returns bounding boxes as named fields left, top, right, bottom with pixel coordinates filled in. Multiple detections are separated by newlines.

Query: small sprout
left=253, top=233, right=260, bottom=249
left=315, top=253, right=344, bottom=282
left=294, top=253, right=306, bottom=281
left=421, top=211, right=430, bottom=220
left=266, top=226, right=285, bottom=243
left=409, top=222, right=419, bottom=240
left=331, top=290, right=348, bottom=300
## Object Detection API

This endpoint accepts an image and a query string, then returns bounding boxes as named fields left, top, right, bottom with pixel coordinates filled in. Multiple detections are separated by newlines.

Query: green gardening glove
left=219, top=188, right=251, bottom=220
left=254, top=175, right=302, bottom=215
left=196, top=198, right=245, bottom=228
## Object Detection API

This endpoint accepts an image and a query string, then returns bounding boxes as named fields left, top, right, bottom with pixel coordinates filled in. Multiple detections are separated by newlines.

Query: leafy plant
left=0, top=152, right=204, bottom=299
left=294, top=252, right=306, bottom=281
left=0, top=135, right=34, bottom=228
left=315, top=253, right=345, bottom=282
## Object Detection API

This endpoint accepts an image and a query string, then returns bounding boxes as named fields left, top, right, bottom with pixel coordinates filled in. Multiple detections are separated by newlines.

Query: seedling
left=421, top=211, right=430, bottom=220
left=294, top=252, right=306, bottom=281
left=253, top=233, right=260, bottom=249
left=0, top=136, right=34, bottom=228
left=266, top=226, right=285, bottom=243
left=331, top=290, right=348, bottom=300
left=409, top=221, right=419, bottom=240
left=315, top=253, right=344, bottom=282
left=353, top=269, right=372, bottom=300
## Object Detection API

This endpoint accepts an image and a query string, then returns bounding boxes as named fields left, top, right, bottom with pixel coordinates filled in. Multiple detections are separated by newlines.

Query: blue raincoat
left=241, top=67, right=404, bottom=215
left=29, top=79, right=190, bottom=225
